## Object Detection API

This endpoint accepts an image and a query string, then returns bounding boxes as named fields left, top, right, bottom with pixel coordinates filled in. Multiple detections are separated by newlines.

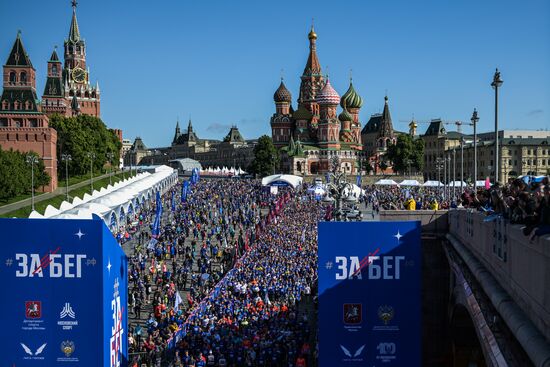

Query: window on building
left=20, top=72, right=27, bottom=84
left=9, top=71, right=16, bottom=83
left=0, top=118, right=7, bottom=127
left=528, top=159, right=531, bottom=165
left=52, top=65, right=58, bottom=75
left=508, top=160, right=512, bottom=166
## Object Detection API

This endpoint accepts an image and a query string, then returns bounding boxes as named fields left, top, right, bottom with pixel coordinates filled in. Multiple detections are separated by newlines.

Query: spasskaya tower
left=42, top=0, right=100, bottom=117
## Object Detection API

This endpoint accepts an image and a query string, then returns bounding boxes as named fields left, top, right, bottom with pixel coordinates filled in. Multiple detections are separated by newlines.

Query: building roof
left=361, top=113, right=383, bottom=134
left=378, top=96, right=394, bottom=138
left=460, top=137, right=550, bottom=149
left=224, top=126, right=245, bottom=143
left=5, top=32, right=33, bottom=67
left=423, top=119, right=446, bottom=136
left=132, top=137, right=147, bottom=151
left=1, top=89, right=40, bottom=112
left=49, top=48, right=60, bottom=62
left=292, top=105, right=313, bottom=120
left=43, top=77, right=63, bottom=97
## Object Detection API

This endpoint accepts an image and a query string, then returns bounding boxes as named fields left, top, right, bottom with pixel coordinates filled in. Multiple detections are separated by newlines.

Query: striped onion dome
left=340, top=81, right=363, bottom=109
left=316, top=79, right=340, bottom=105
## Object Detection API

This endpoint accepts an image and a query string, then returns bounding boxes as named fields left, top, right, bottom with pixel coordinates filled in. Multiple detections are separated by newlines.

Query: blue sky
left=1, top=0, right=549, bottom=147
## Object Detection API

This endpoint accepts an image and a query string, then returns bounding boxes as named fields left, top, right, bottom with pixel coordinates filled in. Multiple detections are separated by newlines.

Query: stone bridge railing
left=448, top=209, right=550, bottom=367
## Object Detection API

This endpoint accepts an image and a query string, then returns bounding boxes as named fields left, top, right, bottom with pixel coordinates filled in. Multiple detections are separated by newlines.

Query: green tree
left=0, top=147, right=50, bottom=201
left=386, top=134, right=424, bottom=174
left=49, top=114, right=121, bottom=178
left=249, top=135, right=279, bottom=177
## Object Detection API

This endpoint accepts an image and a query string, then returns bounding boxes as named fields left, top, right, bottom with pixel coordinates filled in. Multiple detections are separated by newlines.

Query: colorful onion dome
left=316, top=79, right=340, bottom=105
left=338, top=109, right=353, bottom=122
left=273, top=80, right=292, bottom=103
left=340, top=81, right=363, bottom=109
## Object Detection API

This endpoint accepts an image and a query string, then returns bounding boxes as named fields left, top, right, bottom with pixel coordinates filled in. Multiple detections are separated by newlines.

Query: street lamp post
left=435, top=157, right=444, bottom=198
left=106, top=152, right=114, bottom=185
left=26, top=155, right=39, bottom=212
left=491, top=69, right=503, bottom=184
left=452, top=148, right=456, bottom=199
left=471, top=109, right=479, bottom=189
left=61, top=153, right=72, bottom=201
left=460, top=138, right=464, bottom=194
left=87, top=152, right=96, bottom=194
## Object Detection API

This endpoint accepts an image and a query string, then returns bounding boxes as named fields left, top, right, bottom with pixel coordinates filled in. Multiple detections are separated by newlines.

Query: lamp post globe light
left=61, top=153, right=72, bottom=201
left=491, top=68, right=503, bottom=184
left=26, top=154, right=39, bottom=212
left=471, top=108, right=479, bottom=188
left=86, top=152, right=96, bottom=194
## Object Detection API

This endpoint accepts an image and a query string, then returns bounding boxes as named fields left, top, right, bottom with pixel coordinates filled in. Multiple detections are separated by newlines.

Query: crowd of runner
left=120, top=178, right=321, bottom=366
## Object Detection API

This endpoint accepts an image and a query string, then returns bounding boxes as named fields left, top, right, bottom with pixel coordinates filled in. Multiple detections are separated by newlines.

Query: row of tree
left=249, top=134, right=424, bottom=177
left=49, top=114, right=122, bottom=178
left=0, top=148, right=49, bottom=202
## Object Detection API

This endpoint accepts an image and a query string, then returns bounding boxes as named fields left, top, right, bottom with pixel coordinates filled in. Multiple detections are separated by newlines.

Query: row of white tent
left=28, top=165, right=178, bottom=230
left=201, top=167, right=247, bottom=175
left=374, top=179, right=492, bottom=187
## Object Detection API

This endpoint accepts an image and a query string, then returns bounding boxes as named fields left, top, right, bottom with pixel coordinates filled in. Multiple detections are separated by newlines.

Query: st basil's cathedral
left=270, top=26, right=396, bottom=175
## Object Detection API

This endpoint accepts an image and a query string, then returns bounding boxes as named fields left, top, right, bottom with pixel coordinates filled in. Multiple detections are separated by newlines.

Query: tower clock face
left=72, top=67, right=86, bottom=83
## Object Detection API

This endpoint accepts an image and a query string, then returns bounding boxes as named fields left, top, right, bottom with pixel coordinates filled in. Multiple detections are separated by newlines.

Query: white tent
left=343, top=184, right=365, bottom=197
left=475, top=180, right=491, bottom=187
left=39, top=166, right=178, bottom=227
left=448, top=180, right=467, bottom=187
left=261, top=174, right=303, bottom=189
left=399, top=179, right=421, bottom=186
left=374, top=179, right=399, bottom=186
left=422, top=180, right=443, bottom=187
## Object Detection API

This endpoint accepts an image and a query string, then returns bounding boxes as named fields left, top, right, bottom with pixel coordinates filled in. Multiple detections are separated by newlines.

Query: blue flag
left=356, top=175, right=361, bottom=187
left=171, top=191, right=175, bottom=212
left=152, top=191, right=162, bottom=237
left=181, top=180, right=189, bottom=203
left=325, top=172, right=330, bottom=183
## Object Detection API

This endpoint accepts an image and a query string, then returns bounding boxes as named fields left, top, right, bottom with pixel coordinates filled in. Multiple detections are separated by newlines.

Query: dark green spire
left=49, top=47, right=60, bottom=62
left=68, top=0, right=81, bottom=43
left=6, top=31, right=33, bottom=67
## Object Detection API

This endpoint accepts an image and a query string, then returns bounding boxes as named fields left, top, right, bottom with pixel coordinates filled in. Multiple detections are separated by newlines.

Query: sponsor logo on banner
left=376, top=342, right=397, bottom=363
left=343, top=303, right=362, bottom=325
left=58, top=302, right=78, bottom=330
left=373, top=305, right=399, bottom=331
left=22, top=301, right=45, bottom=331
left=340, top=344, right=366, bottom=362
left=25, top=301, right=41, bottom=319
left=58, top=340, right=79, bottom=362
left=20, top=342, right=47, bottom=360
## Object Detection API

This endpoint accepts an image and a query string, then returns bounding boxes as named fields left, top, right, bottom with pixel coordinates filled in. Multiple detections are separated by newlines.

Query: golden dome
left=308, top=26, right=317, bottom=40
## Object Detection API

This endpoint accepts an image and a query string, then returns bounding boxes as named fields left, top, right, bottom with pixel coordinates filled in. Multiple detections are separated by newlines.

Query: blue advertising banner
left=0, top=216, right=128, bottom=366
left=318, top=221, right=421, bottom=367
